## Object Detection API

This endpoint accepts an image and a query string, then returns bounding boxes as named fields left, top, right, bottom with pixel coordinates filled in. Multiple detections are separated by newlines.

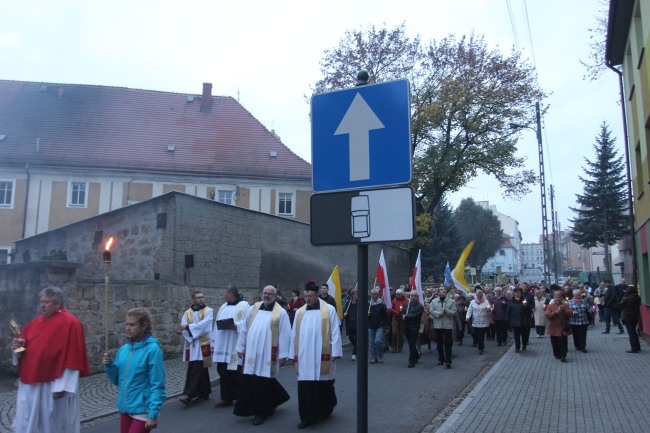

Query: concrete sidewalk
left=431, top=324, right=648, bottom=433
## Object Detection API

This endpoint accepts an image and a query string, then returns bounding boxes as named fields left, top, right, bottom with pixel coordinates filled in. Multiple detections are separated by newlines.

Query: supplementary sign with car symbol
left=310, top=186, right=415, bottom=246
left=310, top=78, right=415, bottom=246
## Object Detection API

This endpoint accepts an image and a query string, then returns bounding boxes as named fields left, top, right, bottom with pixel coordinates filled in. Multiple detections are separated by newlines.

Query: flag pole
left=345, top=282, right=356, bottom=315
left=368, top=278, right=377, bottom=314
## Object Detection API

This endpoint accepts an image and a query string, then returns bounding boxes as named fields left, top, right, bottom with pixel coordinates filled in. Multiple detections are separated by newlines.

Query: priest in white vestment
left=211, top=285, right=248, bottom=408
left=233, top=285, right=291, bottom=426
left=290, top=281, right=342, bottom=429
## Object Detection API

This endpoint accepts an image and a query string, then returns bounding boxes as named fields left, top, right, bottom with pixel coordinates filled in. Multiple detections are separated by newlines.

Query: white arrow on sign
left=334, top=92, right=385, bottom=181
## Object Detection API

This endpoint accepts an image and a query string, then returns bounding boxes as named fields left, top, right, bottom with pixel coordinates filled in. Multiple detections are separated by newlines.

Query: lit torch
left=103, top=237, right=114, bottom=352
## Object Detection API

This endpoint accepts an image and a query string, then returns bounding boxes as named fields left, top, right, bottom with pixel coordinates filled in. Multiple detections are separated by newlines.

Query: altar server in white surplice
left=211, top=285, right=249, bottom=408
left=233, top=285, right=291, bottom=426
left=179, top=290, right=213, bottom=405
left=290, top=281, right=342, bottom=429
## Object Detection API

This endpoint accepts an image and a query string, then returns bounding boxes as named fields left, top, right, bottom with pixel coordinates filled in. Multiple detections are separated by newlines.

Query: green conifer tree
left=570, top=122, right=629, bottom=272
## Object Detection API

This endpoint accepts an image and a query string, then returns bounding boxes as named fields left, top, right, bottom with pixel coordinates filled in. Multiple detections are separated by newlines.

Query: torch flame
left=105, top=237, right=114, bottom=251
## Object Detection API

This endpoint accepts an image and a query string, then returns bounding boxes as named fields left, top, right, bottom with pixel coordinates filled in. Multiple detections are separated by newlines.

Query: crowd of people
left=9, top=277, right=642, bottom=432
left=336, top=277, right=642, bottom=372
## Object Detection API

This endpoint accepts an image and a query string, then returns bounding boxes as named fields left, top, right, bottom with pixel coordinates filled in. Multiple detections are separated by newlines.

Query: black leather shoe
left=446, top=363, right=451, bottom=369
left=437, top=361, right=444, bottom=365
left=252, top=415, right=266, bottom=426
left=407, top=363, right=415, bottom=368
left=298, top=420, right=310, bottom=429
left=601, top=331, right=610, bottom=334
left=560, top=358, right=566, bottom=363
left=581, top=349, right=588, bottom=353
left=626, top=350, right=639, bottom=353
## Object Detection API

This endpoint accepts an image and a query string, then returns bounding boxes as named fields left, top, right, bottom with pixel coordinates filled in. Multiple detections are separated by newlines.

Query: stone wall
left=2, top=192, right=411, bottom=373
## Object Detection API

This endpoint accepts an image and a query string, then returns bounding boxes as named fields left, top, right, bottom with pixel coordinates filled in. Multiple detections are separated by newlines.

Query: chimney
left=200, top=83, right=212, bottom=113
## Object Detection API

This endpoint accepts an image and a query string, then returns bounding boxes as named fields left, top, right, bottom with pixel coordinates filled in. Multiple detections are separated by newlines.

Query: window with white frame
left=69, top=182, right=87, bottom=207
left=218, top=190, right=234, bottom=205
left=0, top=180, right=14, bottom=208
left=278, top=192, right=293, bottom=216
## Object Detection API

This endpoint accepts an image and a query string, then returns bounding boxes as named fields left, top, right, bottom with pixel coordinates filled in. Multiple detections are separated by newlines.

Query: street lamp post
left=510, top=102, right=551, bottom=283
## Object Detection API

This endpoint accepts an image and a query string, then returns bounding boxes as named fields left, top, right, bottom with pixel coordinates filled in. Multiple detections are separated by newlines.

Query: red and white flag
left=376, top=250, right=391, bottom=305
left=411, top=249, right=423, bottom=303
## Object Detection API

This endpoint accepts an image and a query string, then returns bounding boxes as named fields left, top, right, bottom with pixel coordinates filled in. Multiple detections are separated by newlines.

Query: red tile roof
left=0, top=80, right=311, bottom=180
left=501, top=233, right=514, bottom=248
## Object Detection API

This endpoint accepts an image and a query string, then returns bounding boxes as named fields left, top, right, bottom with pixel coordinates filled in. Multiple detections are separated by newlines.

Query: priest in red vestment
left=12, top=286, right=90, bottom=433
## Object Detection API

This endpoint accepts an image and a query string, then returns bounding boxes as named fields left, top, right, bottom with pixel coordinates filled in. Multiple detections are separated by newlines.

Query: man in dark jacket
left=602, top=279, right=624, bottom=334
left=506, top=288, right=533, bottom=352
left=319, top=283, right=338, bottom=312
left=402, top=291, right=424, bottom=368
left=343, top=289, right=359, bottom=360
left=614, top=279, right=628, bottom=303
left=620, top=286, right=642, bottom=353
left=521, top=283, right=536, bottom=344
left=491, top=287, right=509, bottom=346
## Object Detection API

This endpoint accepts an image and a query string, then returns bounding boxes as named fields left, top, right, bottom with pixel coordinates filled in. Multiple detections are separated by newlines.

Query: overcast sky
left=1, top=0, right=622, bottom=243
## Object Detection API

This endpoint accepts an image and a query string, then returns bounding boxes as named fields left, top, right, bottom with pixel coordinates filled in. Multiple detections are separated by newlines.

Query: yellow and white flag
left=451, top=241, right=475, bottom=294
left=327, top=265, right=343, bottom=320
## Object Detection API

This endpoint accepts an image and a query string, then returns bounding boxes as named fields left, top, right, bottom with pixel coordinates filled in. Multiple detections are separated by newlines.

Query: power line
left=521, top=0, right=538, bottom=70
left=505, top=0, right=520, bottom=50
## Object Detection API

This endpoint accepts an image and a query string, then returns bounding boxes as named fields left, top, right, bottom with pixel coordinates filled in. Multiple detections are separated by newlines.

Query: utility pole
left=535, top=102, right=551, bottom=283
left=550, top=185, right=559, bottom=283
left=510, top=102, right=550, bottom=283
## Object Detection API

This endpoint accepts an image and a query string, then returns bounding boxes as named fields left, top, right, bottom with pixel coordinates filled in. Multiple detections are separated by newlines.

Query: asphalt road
left=82, top=339, right=510, bottom=433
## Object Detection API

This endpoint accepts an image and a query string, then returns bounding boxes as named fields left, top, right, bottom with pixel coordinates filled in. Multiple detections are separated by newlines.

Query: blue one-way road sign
left=311, top=79, right=412, bottom=192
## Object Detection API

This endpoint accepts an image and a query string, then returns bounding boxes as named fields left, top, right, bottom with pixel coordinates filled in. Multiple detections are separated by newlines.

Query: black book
left=216, top=318, right=234, bottom=330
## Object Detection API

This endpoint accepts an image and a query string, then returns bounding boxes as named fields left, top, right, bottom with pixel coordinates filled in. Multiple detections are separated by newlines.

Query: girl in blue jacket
left=104, top=308, right=166, bottom=433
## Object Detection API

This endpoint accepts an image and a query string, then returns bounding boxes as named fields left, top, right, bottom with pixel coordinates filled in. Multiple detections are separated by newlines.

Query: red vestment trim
left=271, top=346, right=278, bottom=361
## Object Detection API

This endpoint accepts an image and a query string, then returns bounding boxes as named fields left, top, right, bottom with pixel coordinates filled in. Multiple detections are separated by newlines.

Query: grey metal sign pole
left=356, top=244, right=368, bottom=433
left=355, top=71, right=370, bottom=433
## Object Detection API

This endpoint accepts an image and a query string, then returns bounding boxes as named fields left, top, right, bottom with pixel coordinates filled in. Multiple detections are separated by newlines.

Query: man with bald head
left=234, top=285, right=291, bottom=426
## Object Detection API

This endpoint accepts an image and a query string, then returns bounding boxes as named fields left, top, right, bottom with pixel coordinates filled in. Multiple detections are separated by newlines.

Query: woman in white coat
left=466, top=288, right=491, bottom=354
left=533, top=290, right=548, bottom=337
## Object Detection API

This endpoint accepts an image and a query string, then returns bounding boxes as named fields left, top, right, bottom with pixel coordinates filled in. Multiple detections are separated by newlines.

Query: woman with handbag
left=545, top=289, right=573, bottom=363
